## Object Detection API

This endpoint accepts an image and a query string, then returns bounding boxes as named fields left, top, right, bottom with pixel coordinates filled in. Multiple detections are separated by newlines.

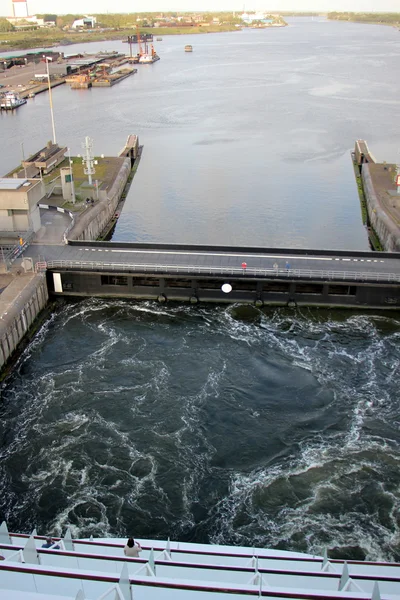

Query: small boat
left=139, top=53, right=159, bottom=64
left=28, top=92, right=35, bottom=98
left=0, top=92, right=27, bottom=110
left=139, top=47, right=160, bottom=64
left=184, top=45, right=193, bottom=52
left=156, top=37, right=163, bottom=41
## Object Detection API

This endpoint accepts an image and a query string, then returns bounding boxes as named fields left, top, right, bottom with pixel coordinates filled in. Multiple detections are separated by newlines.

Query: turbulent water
left=1, top=18, right=400, bottom=561
left=1, top=300, right=400, bottom=561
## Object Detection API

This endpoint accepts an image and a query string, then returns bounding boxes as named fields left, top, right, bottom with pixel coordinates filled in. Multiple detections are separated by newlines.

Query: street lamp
left=68, top=148, right=76, bottom=204
left=45, top=56, right=57, bottom=144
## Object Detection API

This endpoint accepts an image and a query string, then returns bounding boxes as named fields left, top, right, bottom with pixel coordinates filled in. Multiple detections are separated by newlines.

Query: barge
left=91, top=67, right=137, bottom=87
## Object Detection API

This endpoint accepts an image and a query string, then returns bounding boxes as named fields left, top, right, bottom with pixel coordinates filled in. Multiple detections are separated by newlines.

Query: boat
left=28, top=92, right=35, bottom=99
left=138, top=47, right=160, bottom=64
left=139, top=54, right=160, bottom=64
left=156, top=37, right=163, bottom=41
left=0, top=522, right=398, bottom=600
left=0, top=92, right=27, bottom=110
left=185, top=44, right=193, bottom=52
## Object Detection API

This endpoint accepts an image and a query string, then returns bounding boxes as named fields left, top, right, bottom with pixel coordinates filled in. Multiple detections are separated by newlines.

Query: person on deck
left=41, top=537, right=60, bottom=549
left=124, top=537, right=142, bottom=557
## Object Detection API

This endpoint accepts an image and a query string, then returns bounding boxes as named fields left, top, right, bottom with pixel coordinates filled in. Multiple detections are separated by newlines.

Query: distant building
left=43, top=14, right=57, bottom=26
left=0, top=178, right=43, bottom=233
left=241, top=12, right=273, bottom=24
left=6, top=14, right=42, bottom=27
left=71, top=16, right=96, bottom=29
left=22, top=142, right=67, bottom=176
left=11, top=0, right=29, bottom=18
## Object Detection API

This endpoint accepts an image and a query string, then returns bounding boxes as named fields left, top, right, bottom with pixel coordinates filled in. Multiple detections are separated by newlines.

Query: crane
left=136, top=25, right=143, bottom=56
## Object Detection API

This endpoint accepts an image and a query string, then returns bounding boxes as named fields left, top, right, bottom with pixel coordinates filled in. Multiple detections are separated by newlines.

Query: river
left=1, top=18, right=400, bottom=561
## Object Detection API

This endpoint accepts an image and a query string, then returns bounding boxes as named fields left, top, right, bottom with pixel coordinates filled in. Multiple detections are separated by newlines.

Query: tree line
left=328, top=12, right=400, bottom=25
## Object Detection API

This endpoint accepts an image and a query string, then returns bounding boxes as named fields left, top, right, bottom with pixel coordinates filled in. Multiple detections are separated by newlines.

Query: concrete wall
left=0, top=273, right=48, bottom=371
left=67, top=158, right=131, bottom=242
left=362, top=164, right=400, bottom=252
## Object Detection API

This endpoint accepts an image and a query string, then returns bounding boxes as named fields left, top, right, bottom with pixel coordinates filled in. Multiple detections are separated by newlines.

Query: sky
left=0, top=0, right=399, bottom=17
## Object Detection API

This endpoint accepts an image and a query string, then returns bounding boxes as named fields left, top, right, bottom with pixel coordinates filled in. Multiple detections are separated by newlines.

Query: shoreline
left=0, top=23, right=290, bottom=54
left=0, top=27, right=239, bottom=54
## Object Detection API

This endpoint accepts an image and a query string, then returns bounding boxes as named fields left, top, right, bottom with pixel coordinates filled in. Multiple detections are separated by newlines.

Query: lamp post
left=45, top=56, right=57, bottom=144
left=68, top=148, right=76, bottom=204
left=82, top=136, right=95, bottom=186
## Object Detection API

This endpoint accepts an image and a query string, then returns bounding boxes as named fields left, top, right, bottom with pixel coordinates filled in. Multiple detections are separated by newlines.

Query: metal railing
left=38, top=260, right=400, bottom=284
left=0, top=230, right=35, bottom=270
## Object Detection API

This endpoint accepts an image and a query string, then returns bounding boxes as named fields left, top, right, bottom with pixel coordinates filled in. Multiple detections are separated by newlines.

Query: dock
left=0, top=50, right=138, bottom=99
left=92, top=68, right=137, bottom=87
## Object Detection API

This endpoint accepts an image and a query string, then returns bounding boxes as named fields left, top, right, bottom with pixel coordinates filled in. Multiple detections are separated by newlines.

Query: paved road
left=34, top=209, right=72, bottom=245
left=24, top=243, right=400, bottom=283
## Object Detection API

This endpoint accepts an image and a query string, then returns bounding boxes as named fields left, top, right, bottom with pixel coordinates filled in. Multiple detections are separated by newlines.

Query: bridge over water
left=26, top=241, right=400, bottom=309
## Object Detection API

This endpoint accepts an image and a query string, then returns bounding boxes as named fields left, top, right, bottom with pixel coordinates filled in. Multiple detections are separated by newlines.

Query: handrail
left=39, top=260, right=400, bottom=284
left=0, top=229, right=35, bottom=268
left=6, top=536, right=400, bottom=569
left=2, top=544, right=399, bottom=583
left=0, top=561, right=384, bottom=600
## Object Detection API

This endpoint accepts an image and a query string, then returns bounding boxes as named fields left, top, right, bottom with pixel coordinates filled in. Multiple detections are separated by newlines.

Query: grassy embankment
left=0, top=25, right=238, bottom=51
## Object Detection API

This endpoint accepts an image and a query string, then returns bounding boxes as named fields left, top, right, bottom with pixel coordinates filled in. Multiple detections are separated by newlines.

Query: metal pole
left=46, top=58, right=57, bottom=144
left=21, top=142, right=27, bottom=178
left=68, top=147, right=76, bottom=204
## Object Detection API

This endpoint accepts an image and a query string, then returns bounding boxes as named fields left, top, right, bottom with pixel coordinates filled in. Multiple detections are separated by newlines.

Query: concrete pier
left=354, top=140, right=400, bottom=252
left=0, top=272, right=48, bottom=372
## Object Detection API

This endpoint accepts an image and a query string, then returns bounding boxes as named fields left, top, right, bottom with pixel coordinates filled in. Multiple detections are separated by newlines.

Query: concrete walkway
left=34, top=208, right=72, bottom=245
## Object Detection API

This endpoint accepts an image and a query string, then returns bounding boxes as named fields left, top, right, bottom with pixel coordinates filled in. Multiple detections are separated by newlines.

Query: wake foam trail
left=203, top=312, right=400, bottom=559
left=0, top=303, right=399, bottom=554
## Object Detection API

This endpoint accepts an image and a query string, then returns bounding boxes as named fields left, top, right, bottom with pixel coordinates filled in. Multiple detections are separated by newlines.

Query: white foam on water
left=2, top=303, right=400, bottom=554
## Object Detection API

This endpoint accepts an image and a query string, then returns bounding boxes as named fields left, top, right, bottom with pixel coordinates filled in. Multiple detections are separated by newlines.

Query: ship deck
left=0, top=523, right=399, bottom=600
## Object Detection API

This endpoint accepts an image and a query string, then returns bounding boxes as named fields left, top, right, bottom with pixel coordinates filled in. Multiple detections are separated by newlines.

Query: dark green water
left=1, top=300, right=400, bottom=562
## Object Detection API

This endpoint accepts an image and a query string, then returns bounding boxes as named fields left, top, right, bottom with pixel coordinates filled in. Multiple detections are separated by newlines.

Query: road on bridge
left=24, top=243, right=400, bottom=283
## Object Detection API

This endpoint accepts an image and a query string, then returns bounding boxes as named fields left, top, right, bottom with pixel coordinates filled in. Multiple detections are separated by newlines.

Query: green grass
left=0, top=25, right=238, bottom=50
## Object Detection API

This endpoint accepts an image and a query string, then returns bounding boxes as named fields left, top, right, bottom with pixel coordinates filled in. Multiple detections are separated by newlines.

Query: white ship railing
left=0, top=523, right=396, bottom=600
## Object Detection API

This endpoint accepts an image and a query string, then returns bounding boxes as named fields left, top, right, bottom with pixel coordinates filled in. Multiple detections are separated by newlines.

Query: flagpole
left=46, top=56, right=57, bottom=144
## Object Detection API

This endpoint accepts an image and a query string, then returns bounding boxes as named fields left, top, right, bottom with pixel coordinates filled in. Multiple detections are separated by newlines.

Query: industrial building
left=0, top=178, right=43, bottom=234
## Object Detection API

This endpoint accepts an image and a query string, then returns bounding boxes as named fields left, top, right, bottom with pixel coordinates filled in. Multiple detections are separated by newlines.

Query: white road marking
left=108, top=249, right=335, bottom=262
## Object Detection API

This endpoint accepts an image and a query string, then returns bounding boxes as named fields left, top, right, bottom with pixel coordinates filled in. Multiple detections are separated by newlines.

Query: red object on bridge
left=241, top=262, right=247, bottom=269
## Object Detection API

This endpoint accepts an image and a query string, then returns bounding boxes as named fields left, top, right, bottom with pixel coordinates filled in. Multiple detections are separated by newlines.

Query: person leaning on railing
left=124, top=537, right=142, bottom=557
